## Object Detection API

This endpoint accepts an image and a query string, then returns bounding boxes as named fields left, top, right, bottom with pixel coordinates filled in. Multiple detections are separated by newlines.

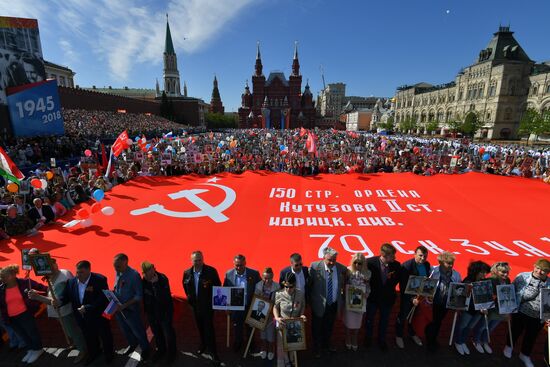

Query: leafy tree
left=399, top=116, right=417, bottom=133
left=378, top=116, right=394, bottom=132
left=519, top=108, right=550, bottom=144
left=205, top=112, right=237, bottom=129
left=447, top=119, right=463, bottom=135
left=462, top=111, right=485, bottom=138
left=425, top=120, right=440, bottom=134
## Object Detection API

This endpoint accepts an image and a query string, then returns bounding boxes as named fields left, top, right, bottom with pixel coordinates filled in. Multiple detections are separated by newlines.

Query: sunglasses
left=354, top=262, right=363, bottom=265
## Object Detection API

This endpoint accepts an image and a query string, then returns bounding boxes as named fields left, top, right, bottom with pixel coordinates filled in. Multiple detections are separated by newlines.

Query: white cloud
left=0, top=0, right=256, bottom=81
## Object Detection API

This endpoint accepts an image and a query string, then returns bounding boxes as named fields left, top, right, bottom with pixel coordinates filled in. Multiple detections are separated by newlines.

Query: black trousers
left=508, top=312, right=544, bottom=356
left=79, top=315, right=113, bottom=360
left=425, top=303, right=449, bottom=347
left=193, top=309, right=218, bottom=357
left=395, top=295, right=416, bottom=337
left=232, top=309, right=253, bottom=349
left=148, top=312, right=176, bottom=355
left=312, top=302, right=338, bottom=352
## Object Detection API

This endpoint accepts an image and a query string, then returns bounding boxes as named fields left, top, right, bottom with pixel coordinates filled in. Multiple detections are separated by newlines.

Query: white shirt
left=324, top=262, right=339, bottom=303
left=78, top=275, right=91, bottom=305
left=291, top=268, right=306, bottom=292
left=193, top=268, right=201, bottom=295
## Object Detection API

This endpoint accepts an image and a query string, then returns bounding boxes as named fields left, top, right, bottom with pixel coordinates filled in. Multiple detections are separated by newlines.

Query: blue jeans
left=0, top=319, right=26, bottom=348
left=473, top=318, right=501, bottom=343
left=115, top=308, right=150, bottom=352
left=365, top=302, right=392, bottom=344
left=455, top=312, right=482, bottom=344
left=9, top=311, right=42, bottom=351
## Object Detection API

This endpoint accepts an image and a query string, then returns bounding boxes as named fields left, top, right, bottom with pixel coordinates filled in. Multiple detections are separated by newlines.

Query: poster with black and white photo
left=472, top=280, right=495, bottom=310
left=446, top=283, right=471, bottom=311
left=0, top=17, right=46, bottom=105
left=496, top=284, right=518, bottom=314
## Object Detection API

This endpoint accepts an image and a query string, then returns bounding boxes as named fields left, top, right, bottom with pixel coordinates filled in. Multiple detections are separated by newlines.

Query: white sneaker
left=482, top=343, right=493, bottom=354
left=411, top=335, right=423, bottom=346
left=395, top=337, right=404, bottom=349
left=21, top=350, right=33, bottom=363
left=259, top=351, right=267, bottom=360
left=461, top=343, right=470, bottom=355
left=519, top=353, right=534, bottom=367
left=26, top=349, right=44, bottom=364
left=455, top=343, right=465, bottom=355
left=267, top=352, right=274, bottom=360
left=503, top=345, right=513, bottom=358
left=472, top=342, right=484, bottom=354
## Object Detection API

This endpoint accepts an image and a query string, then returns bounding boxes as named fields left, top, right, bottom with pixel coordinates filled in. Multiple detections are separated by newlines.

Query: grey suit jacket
left=308, top=260, right=347, bottom=318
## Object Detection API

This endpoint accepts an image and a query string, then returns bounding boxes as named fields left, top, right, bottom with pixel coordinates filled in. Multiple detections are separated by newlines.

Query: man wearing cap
left=309, top=247, right=347, bottom=357
left=183, top=251, right=222, bottom=363
left=141, top=261, right=176, bottom=363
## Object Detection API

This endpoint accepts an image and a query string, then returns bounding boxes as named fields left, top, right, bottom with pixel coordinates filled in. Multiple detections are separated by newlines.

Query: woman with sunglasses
left=471, top=262, right=511, bottom=354
left=343, top=253, right=371, bottom=351
left=273, top=273, right=306, bottom=367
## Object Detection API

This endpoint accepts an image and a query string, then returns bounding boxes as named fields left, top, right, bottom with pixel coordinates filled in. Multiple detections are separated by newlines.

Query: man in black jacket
left=365, top=243, right=401, bottom=351
left=27, top=198, right=55, bottom=227
left=58, top=260, right=114, bottom=365
left=395, top=246, right=431, bottom=348
left=142, top=261, right=176, bottom=363
left=183, top=251, right=221, bottom=363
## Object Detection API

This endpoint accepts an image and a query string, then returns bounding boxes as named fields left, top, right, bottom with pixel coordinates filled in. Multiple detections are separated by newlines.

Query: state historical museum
left=238, top=43, right=316, bottom=129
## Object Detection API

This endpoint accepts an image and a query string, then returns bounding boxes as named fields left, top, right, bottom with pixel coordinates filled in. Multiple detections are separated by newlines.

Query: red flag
left=299, top=127, right=307, bottom=137
left=137, top=135, right=148, bottom=152
left=306, top=132, right=318, bottom=156
left=111, top=130, right=129, bottom=157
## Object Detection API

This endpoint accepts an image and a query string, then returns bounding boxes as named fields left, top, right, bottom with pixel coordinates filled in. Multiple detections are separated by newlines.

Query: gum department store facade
left=393, top=26, right=550, bottom=139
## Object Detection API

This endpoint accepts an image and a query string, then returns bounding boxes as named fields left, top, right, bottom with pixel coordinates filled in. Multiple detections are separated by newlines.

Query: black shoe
left=165, top=351, right=177, bottom=363
left=211, top=355, right=222, bottom=366
left=364, top=337, right=372, bottom=348
left=197, top=345, right=206, bottom=355
left=140, top=348, right=151, bottom=361
left=313, top=351, right=322, bottom=359
left=328, top=346, right=337, bottom=353
left=379, top=342, right=388, bottom=352
left=84, top=354, right=98, bottom=366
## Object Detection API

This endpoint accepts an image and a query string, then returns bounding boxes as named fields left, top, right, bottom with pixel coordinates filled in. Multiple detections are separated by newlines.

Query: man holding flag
left=104, top=130, right=129, bottom=179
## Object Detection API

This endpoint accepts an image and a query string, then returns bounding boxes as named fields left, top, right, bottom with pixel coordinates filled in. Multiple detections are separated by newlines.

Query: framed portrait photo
left=29, top=253, right=53, bottom=276
left=21, top=249, right=32, bottom=271
left=497, top=284, right=518, bottom=314
left=245, top=295, right=273, bottom=330
left=418, top=278, right=439, bottom=298
left=404, top=275, right=426, bottom=296
left=472, top=280, right=495, bottom=310
left=282, top=318, right=306, bottom=352
left=540, top=288, right=550, bottom=320
left=346, top=284, right=366, bottom=312
left=446, top=282, right=472, bottom=311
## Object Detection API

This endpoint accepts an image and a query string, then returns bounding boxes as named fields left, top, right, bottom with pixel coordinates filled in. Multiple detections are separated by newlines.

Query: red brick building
left=209, top=76, right=224, bottom=114
left=238, top=42, right=316, bottom=129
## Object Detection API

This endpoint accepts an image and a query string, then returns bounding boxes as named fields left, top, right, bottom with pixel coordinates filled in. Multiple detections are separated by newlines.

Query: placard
left=245, top=295, right=273, bottom=330
left=472, top=280, right=495, bottom=310
left=446, top=282, right=472, bottom=311
left=496, top=284, right=518, bottom=314
left=212, top=286, right=245, bottom=311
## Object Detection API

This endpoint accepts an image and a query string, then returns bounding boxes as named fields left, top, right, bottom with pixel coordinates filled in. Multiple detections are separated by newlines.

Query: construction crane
left=319, top=64, right=326, bottom=91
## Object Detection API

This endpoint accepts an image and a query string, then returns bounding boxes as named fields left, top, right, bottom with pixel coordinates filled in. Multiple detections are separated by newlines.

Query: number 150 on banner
left=7, top=79, right=65, bottom=137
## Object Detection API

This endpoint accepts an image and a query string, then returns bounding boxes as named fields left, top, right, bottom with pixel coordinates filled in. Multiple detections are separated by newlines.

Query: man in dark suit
left=279, top=253, right=310, bottom=296
left=27, top=198, right=55, bottom=227
left=223, top=254, right=260, bottom=353
left=57, top=260, right=114, bottom=365
left=395, top=245, right=431, bottom=348
left=365, top=243, right=401, bottom=351
left=183, top=251, right=221, bottom=363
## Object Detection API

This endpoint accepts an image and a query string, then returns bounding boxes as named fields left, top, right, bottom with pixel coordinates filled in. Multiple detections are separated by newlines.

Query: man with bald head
left=27, top=197, right=55, bottom=228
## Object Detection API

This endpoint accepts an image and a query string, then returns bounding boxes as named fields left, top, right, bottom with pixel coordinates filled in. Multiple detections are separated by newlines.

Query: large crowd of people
left=0, top=247, right=549, bottom=367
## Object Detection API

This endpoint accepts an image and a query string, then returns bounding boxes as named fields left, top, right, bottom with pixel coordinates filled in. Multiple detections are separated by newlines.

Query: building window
left=59, top=76, right=66, bottom=87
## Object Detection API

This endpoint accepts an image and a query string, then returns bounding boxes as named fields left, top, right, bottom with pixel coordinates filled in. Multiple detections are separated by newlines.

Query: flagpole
left=104, top=148, right=113, bottom=179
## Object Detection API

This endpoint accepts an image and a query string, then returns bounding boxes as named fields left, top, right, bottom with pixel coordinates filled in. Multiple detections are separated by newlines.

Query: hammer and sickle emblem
left=130, top=183, right=236, bottom=223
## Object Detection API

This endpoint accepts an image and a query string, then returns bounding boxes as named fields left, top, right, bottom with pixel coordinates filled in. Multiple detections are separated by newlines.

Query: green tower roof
left=165, top=17, right=175, bottom=55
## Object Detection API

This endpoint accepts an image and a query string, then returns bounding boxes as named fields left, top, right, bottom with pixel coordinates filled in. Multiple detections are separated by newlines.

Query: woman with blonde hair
left=254, top=267, right=280, bottom=360
left=343, top=253, right=371, bottom=351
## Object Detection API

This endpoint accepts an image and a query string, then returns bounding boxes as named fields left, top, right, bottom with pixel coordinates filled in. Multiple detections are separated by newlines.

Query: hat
left=281, top=272, right=296, bottom=287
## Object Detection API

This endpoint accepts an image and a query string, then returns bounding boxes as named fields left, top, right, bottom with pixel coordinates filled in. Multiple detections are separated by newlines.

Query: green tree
left=519, top=108, right=550, bottom=144
left=462, top=111, right=485, bottom=138
left=205, top=112, right=237, bottom=129
left=399, top=116, right=417, bottom=134
left=378, top=116, right=395, bottom=132
left=425, top=120, right=440, bottom=135
left=447, top=119, right=463, bottom=136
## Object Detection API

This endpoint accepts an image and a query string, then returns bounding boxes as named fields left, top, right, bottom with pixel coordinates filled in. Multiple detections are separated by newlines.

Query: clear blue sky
left=2, top=0, right=549, bottom=112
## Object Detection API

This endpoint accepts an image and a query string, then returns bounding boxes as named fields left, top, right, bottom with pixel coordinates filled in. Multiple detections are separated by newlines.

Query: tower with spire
left=163, top=14, right=181, bottom=97
left=238, top=42, right=316, bottom=129
left=209, top=75, right=225, bottom=114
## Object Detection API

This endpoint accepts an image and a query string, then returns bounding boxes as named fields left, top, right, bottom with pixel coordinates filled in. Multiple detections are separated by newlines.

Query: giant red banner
left=2, top=172, right=549, bottom=297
